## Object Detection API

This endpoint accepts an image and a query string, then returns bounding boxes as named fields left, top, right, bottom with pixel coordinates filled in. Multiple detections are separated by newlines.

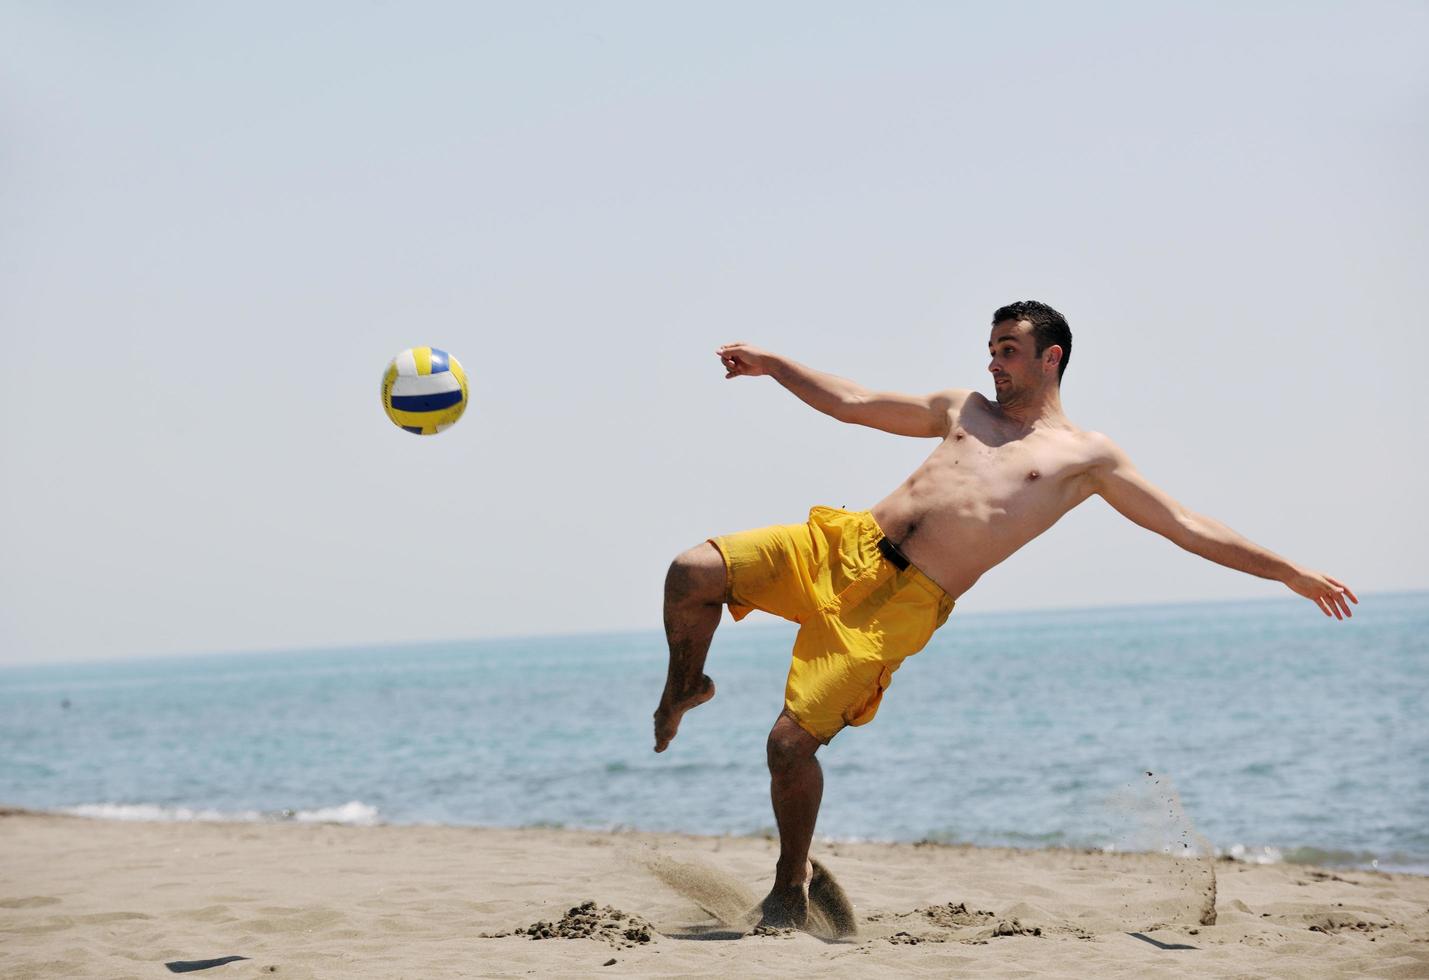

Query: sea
left=2, top=592, right=1426, bottom=874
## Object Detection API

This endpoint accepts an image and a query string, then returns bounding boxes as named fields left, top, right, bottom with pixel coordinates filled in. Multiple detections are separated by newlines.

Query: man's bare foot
left=652, top=675, right=716, bottom=752
left=755, top=881, right=810, bottom=930
left=753, top=859, right=812, bottom=931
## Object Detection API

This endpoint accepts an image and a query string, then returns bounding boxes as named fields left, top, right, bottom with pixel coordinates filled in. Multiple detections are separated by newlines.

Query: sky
left=1, top=1, right=1425, bottom=665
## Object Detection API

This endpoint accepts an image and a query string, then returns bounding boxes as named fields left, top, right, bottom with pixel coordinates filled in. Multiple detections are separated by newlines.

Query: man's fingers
left=1303, top=574, right=1358, bottom=620
left=1328, top=577, right=1359, bottom=604
left=1321, top=576, right=1357, bottom=617
left=722, top=355, right=756, bottom=378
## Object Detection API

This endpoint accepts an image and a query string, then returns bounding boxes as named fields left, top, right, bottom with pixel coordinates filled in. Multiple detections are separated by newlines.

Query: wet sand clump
left=496, top=901, right=656, bottom=948
left=920, top=901, right=997, bottom=928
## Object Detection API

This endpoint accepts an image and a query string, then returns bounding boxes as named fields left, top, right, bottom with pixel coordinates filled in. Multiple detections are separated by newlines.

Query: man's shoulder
left=925, top=387, right=980, bottom=420
left=1037, top=422, right=1119, bottom=460
left=1069, top=429, right=1124, bottom=467
left=935, top=387, right=979, bottom=406
left=944, top=388, right=986, bottom=413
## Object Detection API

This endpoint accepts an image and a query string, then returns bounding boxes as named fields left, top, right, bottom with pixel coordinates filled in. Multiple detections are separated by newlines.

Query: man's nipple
left=1027, top=470, right=1040, bottom=481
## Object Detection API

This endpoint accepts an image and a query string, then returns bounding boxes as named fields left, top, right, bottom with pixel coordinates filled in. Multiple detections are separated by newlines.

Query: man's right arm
left=1086, top=433, right=1358, bottom=619
left=716, top=343, right=960, bottom=438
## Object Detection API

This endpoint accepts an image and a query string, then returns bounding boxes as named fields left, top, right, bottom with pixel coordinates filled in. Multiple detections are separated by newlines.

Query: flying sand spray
left=1109, top=770, right=1218, bottom=926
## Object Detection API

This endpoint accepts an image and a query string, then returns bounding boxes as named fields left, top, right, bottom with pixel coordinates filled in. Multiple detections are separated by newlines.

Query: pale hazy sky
left=2, top=2, right=1425, bottom=665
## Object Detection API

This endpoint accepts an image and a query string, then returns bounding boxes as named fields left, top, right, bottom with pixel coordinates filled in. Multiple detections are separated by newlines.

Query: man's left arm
left=1087, top=437, right=1358, bottom=619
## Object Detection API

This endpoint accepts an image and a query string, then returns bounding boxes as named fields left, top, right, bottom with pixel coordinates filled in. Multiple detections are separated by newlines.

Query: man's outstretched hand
left=1285, top=570, right=1358, bottom=620
left=717, top=343, right=776, bottom=379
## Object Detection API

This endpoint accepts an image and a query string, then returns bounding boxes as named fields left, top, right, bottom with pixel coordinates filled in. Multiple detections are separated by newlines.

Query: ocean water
left=2, top=592, right=1426, bottom=873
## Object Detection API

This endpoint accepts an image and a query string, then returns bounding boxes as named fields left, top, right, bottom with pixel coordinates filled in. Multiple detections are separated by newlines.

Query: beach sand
left=2, top=810, right=1426, bottom=979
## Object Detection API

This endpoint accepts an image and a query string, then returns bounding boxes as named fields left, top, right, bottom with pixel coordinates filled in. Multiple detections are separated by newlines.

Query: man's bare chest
left=918, top=422, right=1091, bottom=511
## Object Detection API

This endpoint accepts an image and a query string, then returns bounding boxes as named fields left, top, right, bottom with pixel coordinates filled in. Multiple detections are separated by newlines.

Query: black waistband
left=877, top=536, right=911, bottom=571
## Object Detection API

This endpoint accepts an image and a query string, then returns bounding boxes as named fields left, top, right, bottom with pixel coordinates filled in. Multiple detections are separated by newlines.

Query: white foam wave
left=1226, top=843, right=1284, bottom=865
left=65, top=803, right=267, bottom=823
left=1098, top=841, right=1285, bottom=864
left=292, top=801, right=380, bottom=826
left=62, top=800, right=381, bottom=826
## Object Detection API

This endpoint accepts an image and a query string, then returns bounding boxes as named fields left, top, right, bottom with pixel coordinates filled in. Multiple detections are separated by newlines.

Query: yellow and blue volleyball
left=381, top=347, right=469, bottom=435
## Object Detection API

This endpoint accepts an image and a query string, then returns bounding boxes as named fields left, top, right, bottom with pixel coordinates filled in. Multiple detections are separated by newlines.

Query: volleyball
left=381, top=347, right=469, bottom=435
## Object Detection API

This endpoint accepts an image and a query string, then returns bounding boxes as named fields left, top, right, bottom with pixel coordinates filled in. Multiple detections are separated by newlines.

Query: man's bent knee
left=767, top=713, right=820, bottom=774
left=666, top=542, right=727, bottom=604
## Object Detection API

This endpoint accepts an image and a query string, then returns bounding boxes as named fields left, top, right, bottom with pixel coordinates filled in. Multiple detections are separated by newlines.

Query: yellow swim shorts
left=711, top=506, right=954, bottom=743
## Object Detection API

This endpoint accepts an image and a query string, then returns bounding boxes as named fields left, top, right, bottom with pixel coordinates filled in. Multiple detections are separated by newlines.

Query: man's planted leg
left=653, top=542, right=726, bottom=752
left=757, top=711, right=824, bottom=929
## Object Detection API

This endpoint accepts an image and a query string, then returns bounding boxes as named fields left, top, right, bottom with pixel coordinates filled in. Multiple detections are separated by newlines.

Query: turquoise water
left=2, top=592, right=1426, bottom=872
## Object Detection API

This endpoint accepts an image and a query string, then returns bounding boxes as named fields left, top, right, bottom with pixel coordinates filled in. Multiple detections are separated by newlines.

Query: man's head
left=988, top=300, right=1071, bottom=406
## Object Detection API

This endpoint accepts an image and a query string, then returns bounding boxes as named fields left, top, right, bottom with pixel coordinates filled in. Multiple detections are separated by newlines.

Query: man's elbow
left=1171, top=511, right=1235, bottom=557
left=830, top=392, right=867, bottom=424
left=1168, top=511, right=1205, bottom=551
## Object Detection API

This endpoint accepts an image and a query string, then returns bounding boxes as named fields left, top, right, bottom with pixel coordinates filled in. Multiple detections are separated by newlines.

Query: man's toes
left=653, top=715, right=674, bottom=752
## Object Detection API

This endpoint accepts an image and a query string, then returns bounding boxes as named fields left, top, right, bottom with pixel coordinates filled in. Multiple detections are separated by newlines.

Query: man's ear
left=1043, top=344, right=1063, bottom=374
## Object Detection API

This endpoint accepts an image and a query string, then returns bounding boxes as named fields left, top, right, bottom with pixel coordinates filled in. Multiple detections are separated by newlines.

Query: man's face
left=987, top=319, right=1043, bottom=405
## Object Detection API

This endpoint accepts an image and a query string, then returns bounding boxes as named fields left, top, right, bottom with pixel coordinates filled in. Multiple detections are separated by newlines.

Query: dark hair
left=992, top=300, right=1072, bottom=382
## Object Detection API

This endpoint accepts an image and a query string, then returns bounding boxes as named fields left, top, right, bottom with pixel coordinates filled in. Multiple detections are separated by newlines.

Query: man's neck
left=995, top=386, right=1067, bottom=428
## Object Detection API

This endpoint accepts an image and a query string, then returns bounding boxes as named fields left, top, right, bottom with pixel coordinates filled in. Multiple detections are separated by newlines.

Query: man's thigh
left=782, top=618, right=895, bottom=743
left=709, top=519, right=820, bottom=624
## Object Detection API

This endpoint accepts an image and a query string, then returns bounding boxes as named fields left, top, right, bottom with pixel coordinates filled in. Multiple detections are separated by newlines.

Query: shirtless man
left=652, top=300, right=1356, bottom=930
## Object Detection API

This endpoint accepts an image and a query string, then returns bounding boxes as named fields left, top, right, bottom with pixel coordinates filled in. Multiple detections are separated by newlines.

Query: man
left=651, top=300, right=1356, bottom=929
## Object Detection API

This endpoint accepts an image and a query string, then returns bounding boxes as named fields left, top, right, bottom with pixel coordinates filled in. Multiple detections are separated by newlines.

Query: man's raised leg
left=757, top=711, right=824, bottom=928
left=653, top=542, right=725, bottom=752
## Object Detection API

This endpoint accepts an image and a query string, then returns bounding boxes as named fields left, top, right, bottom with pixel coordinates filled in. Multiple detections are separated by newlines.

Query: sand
left=2, top=810, right=1427, bottom=979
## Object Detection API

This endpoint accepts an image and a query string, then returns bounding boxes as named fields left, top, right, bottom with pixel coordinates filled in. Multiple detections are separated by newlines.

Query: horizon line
left=1, top=588, right=1422, bottom=672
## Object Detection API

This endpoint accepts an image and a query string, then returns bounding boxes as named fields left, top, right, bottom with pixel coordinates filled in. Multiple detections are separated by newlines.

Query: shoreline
left=3, top=810, right=1426, bottom=978
left=8, top=803, right=1425, bottom=878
